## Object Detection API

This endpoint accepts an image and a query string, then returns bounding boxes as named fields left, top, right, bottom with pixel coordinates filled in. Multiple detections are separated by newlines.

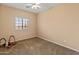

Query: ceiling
left=1, top=3, right=59, bottom=13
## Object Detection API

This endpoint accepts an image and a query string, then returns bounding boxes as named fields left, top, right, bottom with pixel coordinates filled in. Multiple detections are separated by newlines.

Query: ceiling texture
left=1, top=3, right=59, bottom=13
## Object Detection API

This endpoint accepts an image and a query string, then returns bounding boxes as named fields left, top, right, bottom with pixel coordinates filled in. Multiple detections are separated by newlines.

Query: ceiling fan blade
left=25, top=3, right=33, bottom=8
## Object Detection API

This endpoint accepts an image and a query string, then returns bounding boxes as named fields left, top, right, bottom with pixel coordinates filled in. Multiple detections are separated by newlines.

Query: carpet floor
left=0, top=37, right=79, bottom=55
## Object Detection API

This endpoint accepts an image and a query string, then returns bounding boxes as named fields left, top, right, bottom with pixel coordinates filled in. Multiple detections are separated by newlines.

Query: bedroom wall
left=37, top=4, right=79, bottom=52
left=0, top=5, right=37, bottom=42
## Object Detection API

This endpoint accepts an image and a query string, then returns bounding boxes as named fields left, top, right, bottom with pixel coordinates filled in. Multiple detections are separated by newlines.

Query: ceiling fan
left=25, top=3, right=41, bottom=9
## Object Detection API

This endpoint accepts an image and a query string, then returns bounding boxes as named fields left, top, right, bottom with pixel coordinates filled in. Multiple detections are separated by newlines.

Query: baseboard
left=38, top=35, right=79, bottom=52
left=15, top=36, right=37, bottom=42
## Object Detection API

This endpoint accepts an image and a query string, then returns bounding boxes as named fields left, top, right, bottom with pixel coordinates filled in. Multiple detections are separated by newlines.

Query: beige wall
left=37, top=4, right=79, bottom=52
left=0, top=5, right=37, bottom=42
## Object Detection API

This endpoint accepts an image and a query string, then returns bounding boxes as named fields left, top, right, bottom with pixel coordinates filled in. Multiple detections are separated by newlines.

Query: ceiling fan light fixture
left=32, top=3, right=41, bottom=9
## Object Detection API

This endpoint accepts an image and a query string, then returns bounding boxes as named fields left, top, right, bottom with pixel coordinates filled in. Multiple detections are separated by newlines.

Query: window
left=15, top=17, right=29, bottom=30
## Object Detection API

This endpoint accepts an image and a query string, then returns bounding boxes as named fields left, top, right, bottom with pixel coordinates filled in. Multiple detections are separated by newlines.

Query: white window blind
left=15, top=17, right=29, bottom=30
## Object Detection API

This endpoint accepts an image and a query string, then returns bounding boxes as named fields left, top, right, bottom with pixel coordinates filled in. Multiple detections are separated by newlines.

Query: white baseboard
left=15, top=36, right=36, bottom=42
left=38, top=35, right=79, bottom=52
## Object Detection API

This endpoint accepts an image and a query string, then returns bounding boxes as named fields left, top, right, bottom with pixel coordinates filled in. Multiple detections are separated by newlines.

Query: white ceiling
left=1, top=3, right=59, bottom=13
